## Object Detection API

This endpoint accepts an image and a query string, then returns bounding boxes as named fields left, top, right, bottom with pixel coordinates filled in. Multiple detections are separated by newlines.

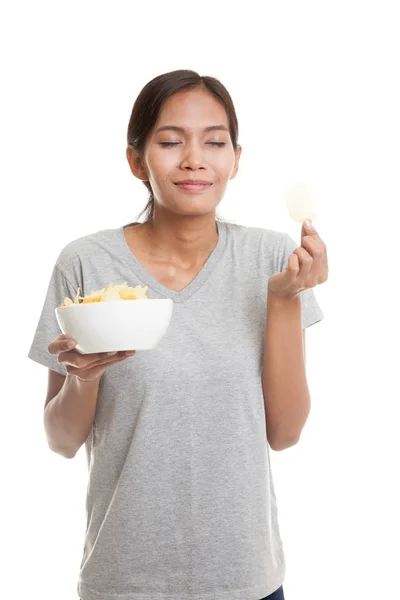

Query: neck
left=142, top=213, right=219, bottom=267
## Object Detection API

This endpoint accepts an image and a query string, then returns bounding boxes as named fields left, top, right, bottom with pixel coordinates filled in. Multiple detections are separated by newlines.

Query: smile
left=174, top=182, right=213, bottom=192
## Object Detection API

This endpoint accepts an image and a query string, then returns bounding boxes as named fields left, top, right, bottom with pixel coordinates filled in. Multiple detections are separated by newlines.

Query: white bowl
left=55, top=299, right=173, bottom=354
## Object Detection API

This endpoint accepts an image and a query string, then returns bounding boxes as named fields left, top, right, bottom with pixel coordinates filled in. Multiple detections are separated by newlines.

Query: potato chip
left=285, top=183, right=318, bottom=224
left=74, top=287, right=82, bottom=304
left=116, top=282, right=148, bottom=300
left=62, top=297, right=74, bottom=306
left=101, top=283, right=122, bottom=302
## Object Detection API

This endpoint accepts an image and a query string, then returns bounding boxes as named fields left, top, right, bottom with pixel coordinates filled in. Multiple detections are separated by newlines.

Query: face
left=127, top=87, right=242, bottom=217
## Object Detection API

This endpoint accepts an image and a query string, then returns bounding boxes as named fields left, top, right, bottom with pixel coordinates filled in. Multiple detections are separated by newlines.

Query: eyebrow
left=155, top=125, right=229, bottom=134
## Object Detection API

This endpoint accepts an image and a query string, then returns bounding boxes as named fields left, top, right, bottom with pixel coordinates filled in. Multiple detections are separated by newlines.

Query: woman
left=28, top=70, right=328, bottom=600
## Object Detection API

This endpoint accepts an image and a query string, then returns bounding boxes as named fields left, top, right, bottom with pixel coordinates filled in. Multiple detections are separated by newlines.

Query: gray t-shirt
left=28, top=221, right=324, bottom=600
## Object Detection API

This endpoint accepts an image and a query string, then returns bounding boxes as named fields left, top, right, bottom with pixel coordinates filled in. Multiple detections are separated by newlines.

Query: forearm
left=44, top=374, right=100, bottom=458
left=262, top=291, right=310, bottom=450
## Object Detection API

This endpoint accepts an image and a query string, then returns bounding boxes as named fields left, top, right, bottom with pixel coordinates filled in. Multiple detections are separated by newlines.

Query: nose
left=179, top=140, right=205, bottom=170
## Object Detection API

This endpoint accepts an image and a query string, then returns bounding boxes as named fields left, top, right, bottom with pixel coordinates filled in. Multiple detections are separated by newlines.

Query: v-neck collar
left=115, top=221, right=228, bottom=304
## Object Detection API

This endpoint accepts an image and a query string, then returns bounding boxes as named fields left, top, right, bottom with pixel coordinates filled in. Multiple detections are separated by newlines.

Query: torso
left=123, top=224, right=210, bottom=293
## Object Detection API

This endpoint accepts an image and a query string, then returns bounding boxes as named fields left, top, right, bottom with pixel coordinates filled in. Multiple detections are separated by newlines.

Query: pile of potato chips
left=59, top=282, right=149, bottom=307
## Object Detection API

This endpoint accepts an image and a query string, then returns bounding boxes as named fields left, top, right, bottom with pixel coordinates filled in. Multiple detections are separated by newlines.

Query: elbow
left=48, top=442, right=78, bottom=460
left=62, top=449, right=78, bottom=460
left=269, top=434, right=300, bottom=452
left=44, top=416, right=82, bottom=459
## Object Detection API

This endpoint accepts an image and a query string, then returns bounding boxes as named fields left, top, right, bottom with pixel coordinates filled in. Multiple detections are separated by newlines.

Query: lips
left=174, top=180, right=213, bottom=193
left=174, top=180, right=212, bottom=186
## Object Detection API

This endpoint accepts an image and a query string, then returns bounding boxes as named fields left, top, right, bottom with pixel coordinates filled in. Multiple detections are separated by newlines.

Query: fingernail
left=304, top=219, right=313, bottom=230
left=107, top=351, right=117, bottom=355
left=66, top=341, right=76, bottom=348
left=125, top=350, right=136, bottom=355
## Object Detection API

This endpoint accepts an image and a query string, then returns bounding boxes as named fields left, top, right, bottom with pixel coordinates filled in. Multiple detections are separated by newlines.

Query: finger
left=65, top=351, right=136, bottom=377
left=286, top=253, right=300, bottom=275
left=60, top=350, right=135, bottom=369
left=301, top=236, right=325, bottom=281
left=59, top=349, right=116, bottom=368
left=48, top=336, right=77, bottom=355
left=294, top=247, right=313, bottom=277
left=301, top=219, right=322, bottom=241
left=74, top=357, right=130, bottom=382
left=301, top=236, right=325, bottom=262
left=86, top=350, right=136, bottom=366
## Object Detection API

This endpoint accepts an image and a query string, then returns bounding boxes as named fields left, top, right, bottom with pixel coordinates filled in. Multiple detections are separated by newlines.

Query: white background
left=1, top=1, right=399, bottom=599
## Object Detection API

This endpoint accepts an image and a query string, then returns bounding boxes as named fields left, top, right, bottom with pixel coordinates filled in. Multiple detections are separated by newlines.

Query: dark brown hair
left=127, top=69, right=239, bottom=224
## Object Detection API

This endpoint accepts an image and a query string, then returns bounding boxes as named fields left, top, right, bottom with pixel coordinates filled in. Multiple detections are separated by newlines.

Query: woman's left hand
left=268, top=220, right=329, bottom=300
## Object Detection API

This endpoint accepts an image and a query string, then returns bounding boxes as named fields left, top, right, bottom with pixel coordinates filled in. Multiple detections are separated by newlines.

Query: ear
left=126, top=145, right=149, bottom=181
left=230, top=144, right=242, bottom=180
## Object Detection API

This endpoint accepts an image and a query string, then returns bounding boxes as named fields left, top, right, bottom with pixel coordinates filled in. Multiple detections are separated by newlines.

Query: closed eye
left=159, top=142, right=226, bottom=148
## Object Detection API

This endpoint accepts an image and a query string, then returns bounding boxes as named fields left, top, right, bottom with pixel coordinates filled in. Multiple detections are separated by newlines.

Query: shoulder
left=224, top=221, right=290, bottom=250
left=55, top=227, right=118, bottom=272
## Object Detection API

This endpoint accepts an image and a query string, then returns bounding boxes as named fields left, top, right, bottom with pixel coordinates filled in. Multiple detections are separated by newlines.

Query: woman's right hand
left=48, top=334, right=136, bottom=382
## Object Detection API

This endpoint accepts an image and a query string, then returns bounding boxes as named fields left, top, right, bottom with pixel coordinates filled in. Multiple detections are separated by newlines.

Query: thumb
left=48, top=335, right=77, bottom=355
left=301, top=218, right=316, bottom=238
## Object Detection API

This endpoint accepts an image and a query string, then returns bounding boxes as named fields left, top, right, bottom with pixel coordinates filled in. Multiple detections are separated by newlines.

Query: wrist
left=267, top=288, right=301, bottom=308
left=68, top=373, right=101, bottom=387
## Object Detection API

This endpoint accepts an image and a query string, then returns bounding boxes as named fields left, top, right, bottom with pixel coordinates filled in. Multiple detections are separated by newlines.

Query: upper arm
left=45, top=369, right=66, bottom=410
left=303, top=329, right=306, bottom=362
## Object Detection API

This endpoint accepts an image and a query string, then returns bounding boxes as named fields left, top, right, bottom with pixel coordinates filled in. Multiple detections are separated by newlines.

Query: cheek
left=145, top=149, right=176, bottom=179
left=214, top=155, right=236, bottom=179
left=212, top=148, right=236, bottom=168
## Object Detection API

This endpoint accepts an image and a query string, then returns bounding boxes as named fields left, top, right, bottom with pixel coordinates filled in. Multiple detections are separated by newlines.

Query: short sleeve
left=27, top=263, right=79, bottom=375
left=278, top=233, right=325, bottom=329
